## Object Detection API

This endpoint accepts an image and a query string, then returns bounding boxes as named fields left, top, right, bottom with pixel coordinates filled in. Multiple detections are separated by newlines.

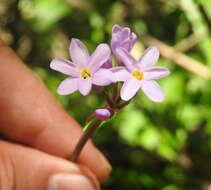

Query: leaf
left=19, top=0, right=72, bottom=32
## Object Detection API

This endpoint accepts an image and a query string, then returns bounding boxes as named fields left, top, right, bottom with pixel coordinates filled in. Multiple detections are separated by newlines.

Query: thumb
left=0, top=140, right=100, bottom=190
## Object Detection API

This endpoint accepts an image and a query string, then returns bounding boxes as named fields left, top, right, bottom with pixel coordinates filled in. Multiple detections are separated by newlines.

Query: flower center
left=80, top=68, right=91, bottom=79
left=132, top=70, right=144, bottom=80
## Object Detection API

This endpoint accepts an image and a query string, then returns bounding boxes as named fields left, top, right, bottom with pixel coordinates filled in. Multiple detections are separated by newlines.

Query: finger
left=0, top=40, right=111, bottom=182
left=0, top=140, right=99, bottom=190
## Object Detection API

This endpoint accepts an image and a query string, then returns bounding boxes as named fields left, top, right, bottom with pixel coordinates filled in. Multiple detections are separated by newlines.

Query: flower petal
left=143, top=66, right=170, bottom=80
left=110, top=66, right=125, bottom=72
left=122, top=31, right=137, bottom=51
left=102, top=58, right=112, bottom=69
left=78, top=78, right=92, bottom=96
left=89, top=44, right=111, bottom=73
left=50, top=58, right=79, bottom=77
left=131, top=32, right=137, bottom=47
left=111, top=25, right=122, bottom=51
left=92, top=69, right=116, bottom=86
left=57, top=78, right=78, bottom=95
left=120, top=77, right=142, bottom=101
left=112, top=67, right=131, bottom=82
left=138, top=46, right=160, bottom=69
left=116, top=47, right=137, bottom=71
left=141, top=80, right=164, bottom=102
left=112, top=24, right=122, bottom=34
left=120, top=27, right=130, bottom=42
left=70, top=38, right=89, bottom=67
left=121, top=38, right=132, bottom=51
left=111, top=25, right=137, bottom=53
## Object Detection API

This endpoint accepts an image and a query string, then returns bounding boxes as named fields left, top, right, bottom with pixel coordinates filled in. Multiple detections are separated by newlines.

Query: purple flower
left=113, top=46, right=170, bottom=102
left=95, top=108, right=112, bottom=120
left=111, top=24, right=137, bottom=57
left=50, top=38, right=115, bottom=96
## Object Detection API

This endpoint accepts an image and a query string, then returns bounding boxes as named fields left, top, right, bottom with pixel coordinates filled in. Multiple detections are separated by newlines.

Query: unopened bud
left=95, top=108, right=112, bottom=121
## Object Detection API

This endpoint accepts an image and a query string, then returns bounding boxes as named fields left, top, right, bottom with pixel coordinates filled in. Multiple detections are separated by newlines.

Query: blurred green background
left=1, top=0, right=211, bottom=189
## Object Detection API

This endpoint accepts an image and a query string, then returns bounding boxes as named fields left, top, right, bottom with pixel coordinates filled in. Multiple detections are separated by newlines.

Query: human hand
left=0, top=40, right=111, bottom=190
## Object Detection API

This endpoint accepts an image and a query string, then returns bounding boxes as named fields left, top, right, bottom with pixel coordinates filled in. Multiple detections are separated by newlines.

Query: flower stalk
left=70, top=86, right=130, bottom=162
left=70, top=119, right=102, bottom=162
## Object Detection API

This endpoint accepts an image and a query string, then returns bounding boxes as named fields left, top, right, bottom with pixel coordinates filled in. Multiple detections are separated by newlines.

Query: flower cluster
left=50, top=24, right=170, bottom=161
left=50, top=24, right=170, bottom=103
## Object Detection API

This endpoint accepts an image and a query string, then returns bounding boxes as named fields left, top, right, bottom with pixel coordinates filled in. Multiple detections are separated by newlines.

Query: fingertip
left=0, top=140, right=100, bottom=190
left=95, top=151, right=112, bottom=182
left=78, top=145, right=112, bottom=182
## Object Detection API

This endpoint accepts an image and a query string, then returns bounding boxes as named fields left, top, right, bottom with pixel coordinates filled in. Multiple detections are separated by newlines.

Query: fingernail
left=48, top=173, right=95, bottom=190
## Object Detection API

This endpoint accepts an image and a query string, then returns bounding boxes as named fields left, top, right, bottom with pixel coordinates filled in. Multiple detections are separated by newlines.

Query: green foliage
left=18, top=0, right=72, bottom=32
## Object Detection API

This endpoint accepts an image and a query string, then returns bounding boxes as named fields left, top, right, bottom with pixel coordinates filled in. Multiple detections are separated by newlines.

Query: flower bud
left=111, top=24, right=137, bottom=57
left=95, top=108, right=112, bottom=121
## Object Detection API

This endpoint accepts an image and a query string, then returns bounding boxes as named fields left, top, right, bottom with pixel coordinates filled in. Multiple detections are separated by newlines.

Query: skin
left=0, top=40, right=111, bottom=190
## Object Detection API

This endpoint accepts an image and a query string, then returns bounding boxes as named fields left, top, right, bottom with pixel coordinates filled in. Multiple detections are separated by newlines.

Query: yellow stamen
left=132, top=70, right=144, bottom=80
left=80, top=68, right=91, bottom=79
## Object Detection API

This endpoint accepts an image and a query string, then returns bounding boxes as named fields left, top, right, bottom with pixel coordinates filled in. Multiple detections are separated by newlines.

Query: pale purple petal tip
left=130, top=32, right=137, bottom=49
left=78, top=78, right=92, bottom=96
left=143, top=66, right=170, bottom=80
left=112, top=24, right=122, bottom=34
left=89, top=43, right=111, bottom=73
left=121, top=27, right=131, bottom=41
left=120, top=77, right=142, bottom=101
left=95, top=108, right=112, bottom=120
left=141, top=80, right=164, bottom=102
left=111, top=67, right=131, bottom=82
left=57, top=78, right=78, bottom=95
left=50, top=58, right=79, bottom=77
left=70, top=38, right=89, bottom=66
left=138, top=46, right=160, bottom=69
left=92, top=69, right=116, bottom=86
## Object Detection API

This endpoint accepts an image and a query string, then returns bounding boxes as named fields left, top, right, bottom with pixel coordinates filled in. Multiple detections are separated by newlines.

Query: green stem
left=70, top=83, right=131, bottom=162
left=101, top=91, right=114, bottom=108
left=117, top=100, right=131, bottom=109
left=112, top=83, right=119, bottom=103
left=70, top=119, right=102, bottom=162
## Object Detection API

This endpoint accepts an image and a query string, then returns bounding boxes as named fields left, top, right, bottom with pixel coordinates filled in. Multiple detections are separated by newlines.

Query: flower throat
left=81, top=68, right=91, bottom=79
left=132, top=70, right=144, bottom=80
